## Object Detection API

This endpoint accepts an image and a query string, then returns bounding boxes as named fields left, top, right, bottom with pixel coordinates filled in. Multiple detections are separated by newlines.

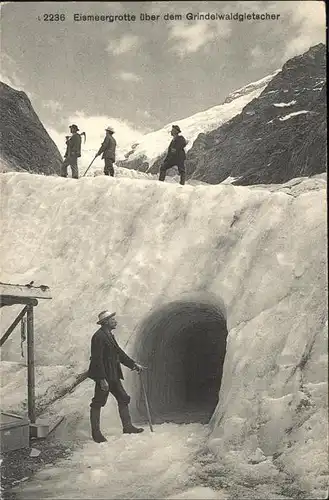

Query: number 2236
left=43, top=14, right=66, bottom=21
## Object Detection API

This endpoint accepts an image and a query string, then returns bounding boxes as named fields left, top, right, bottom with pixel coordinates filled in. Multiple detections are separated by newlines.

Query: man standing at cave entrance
left=61, top=124, right=82, bottom=179
left=159, top=124, right=187, bottom=185
left=88, top=310, right=144, bottom=443
left=95, top=126, right=117, bottom=176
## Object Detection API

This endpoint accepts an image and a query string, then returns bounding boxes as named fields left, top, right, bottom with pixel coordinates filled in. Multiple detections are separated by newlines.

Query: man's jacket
left=165, top=135, right=187, bottom=163
left=87, top=327, right=135, bottom=382
left=97, top=135, right=116, bottom=161
left=65, top=133, right=82, bottom=158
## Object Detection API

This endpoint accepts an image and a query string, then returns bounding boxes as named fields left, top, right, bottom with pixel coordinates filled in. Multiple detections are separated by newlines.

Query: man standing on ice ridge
left=61, top=124, right=82, bottom=179
left=88, top=310, right=144, bottom=442
left=95, top=126, right=117, bottom=176
left=159, top=124, right=187, bottom=185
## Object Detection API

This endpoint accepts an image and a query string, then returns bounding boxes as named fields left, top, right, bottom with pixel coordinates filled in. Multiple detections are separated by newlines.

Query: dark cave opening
left=132, top=299, right=228, bottom=424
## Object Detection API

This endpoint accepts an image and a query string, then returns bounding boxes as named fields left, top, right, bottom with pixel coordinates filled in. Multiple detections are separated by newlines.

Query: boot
left=123, top=425, right=144, bottom=434
left=119, top=404, right=144, bottom=434
left=90, top=407, right=107, bottom=443
left=159, top=170, right=166, bottom=182
left=180, top=173, right=186, bottom=185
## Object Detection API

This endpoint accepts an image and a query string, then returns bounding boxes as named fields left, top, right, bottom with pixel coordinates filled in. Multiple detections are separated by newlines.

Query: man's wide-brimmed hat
left=97, top=310, right=116, bottom=324
left=69, top=124, right=79, bottom=131
left=105, top=126, right=114, bottom=133
left=172, top=124, right=181, bottom=133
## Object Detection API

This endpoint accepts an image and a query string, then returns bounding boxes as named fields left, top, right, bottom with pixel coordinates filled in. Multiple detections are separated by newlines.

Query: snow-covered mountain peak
left=223, top=70, right=281, bottom=104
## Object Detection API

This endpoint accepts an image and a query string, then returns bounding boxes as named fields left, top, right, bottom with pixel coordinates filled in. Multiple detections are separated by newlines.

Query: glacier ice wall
left=0, top=172, right=327, bottom=497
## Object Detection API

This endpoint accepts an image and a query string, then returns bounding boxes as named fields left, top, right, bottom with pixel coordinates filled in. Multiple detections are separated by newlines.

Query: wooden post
left=26, top=305, right=36, bottom=423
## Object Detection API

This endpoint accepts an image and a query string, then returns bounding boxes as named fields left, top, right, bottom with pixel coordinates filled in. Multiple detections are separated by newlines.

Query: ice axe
left=138, top=367, right=154, bottom=432
left=83, top=155, right=97, bottom=177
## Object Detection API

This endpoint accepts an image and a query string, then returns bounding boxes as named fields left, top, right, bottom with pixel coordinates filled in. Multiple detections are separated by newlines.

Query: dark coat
left=87, top=327, right=135, bottom=382
left=97, top=135, right=116, bottom=161
left=165, top=135, right=187, bottom=164
left=65, top=132, right=82, bottom=158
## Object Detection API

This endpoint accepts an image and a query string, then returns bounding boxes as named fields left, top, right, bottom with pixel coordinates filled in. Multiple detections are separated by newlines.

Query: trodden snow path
left=13, top=423, right=220, bottom=500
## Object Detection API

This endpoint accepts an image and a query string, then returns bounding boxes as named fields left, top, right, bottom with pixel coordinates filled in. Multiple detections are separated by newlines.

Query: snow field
left=0, top=171, right=327, bottom=499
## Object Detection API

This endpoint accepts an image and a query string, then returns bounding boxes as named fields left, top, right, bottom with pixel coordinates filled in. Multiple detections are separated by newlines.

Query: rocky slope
left=0, top=82, right=62, bottom=175
left=119, top=44, right=326, bottom=186
left=186, top=43, right=326, bottom=185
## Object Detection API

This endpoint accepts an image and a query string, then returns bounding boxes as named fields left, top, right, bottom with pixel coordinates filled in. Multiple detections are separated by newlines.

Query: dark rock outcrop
left=186, top=43, right=326, bottom=185
left=0, top=82, right=62, bottom=174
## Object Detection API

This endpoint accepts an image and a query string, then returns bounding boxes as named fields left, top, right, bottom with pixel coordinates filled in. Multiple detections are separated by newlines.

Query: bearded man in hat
left=61, top=124, right=82, bottom=179
left=87, top=310, right=144, bottom=442
left=159, top=125, right=187, bottom=185
left=96, top=126, right=117, bottom=176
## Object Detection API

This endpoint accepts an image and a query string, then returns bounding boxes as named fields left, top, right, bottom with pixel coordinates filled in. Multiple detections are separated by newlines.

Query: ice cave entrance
left=133, top=298, right=227, bottom=425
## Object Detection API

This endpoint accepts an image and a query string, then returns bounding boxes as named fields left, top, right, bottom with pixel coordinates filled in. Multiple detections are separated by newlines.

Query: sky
left=0, top=0, right=326, bottom=156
